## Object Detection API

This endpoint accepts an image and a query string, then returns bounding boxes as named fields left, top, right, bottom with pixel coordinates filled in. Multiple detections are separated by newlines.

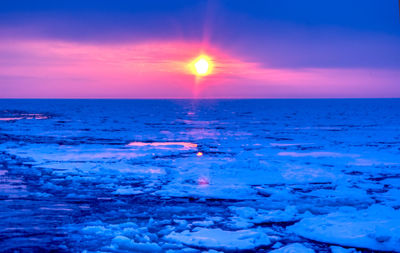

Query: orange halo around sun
left=189, top=55, right=214, bottom=76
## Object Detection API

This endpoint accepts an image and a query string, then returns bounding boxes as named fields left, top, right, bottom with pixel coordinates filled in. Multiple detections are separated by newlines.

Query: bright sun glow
left=195, top=58, right=209, bottom=75
left=190, top=55, right=213, bottom=76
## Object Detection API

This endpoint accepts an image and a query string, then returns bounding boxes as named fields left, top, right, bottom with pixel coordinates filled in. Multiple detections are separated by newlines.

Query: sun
left=190, top=55, right=213, bottom=76
left=195, top=58, right=209, bottom=75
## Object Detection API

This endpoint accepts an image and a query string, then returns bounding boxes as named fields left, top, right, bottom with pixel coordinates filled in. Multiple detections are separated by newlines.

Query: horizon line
left=1, top=97, right=400, bottom=100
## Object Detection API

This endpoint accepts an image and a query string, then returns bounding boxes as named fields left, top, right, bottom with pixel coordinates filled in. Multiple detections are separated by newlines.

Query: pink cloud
left=0, top=39, right=399, bottom=98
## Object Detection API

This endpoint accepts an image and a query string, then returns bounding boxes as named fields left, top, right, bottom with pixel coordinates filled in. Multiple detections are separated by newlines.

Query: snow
left=229, top=205, right=303, bottom=225
left=191, top=220, right=214, bottom=227
left=113, top=187, right=143, bottom=195
left=111, top=235, right=162, bottom=252
left=1, top=99, right=400, bottom=252
left=269, top=243, right=315, bottom=253
left=165, top=228, right=271, bottom=250
left=289, top=204, right=400, bottom=251
left=330, top=246, right=360, bottom=253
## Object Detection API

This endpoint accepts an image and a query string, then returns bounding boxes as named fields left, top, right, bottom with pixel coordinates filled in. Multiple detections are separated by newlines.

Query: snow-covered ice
left=289, top=204, right=400, bottom=251
left=1, top=99, right=400, bottom=252
left=269, top=243, right=315, bottom=253
left=165, top=228, right=271, bottom=250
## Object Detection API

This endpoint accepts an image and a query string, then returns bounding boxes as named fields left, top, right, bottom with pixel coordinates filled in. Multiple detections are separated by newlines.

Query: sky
left=1, top=0, right=399, bottom=98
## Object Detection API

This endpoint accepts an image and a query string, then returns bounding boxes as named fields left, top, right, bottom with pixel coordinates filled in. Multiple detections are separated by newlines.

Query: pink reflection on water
left=127, top=141, right=198, bottom=150
left=0, top=114, right=49, bottom=121
left=149, top=168, right=162, bottom=174
left=0, top=117, right=24, bottom=121
left=198, top=176, right=210, bottom=186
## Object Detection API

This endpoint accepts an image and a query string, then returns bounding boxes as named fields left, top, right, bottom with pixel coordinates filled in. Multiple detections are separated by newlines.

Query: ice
left=111, top=235, right=162, bottom=252
left=381, top=188, right=400, bottom=207
left=330, top=246, right=360, bottom=253
left=269, top=243, right=315, bottom=253
left=289, top=204, right=400, bottom=251
left=229, top=205, right=303, bottom=225
left=191, top=220, right=214, bottom=227
left=278, top=151, right=358, bottom=158
left=165, top=228, right=271, bottom=250
left=269, top=143, right=313, bottom=147
left=82, top=225, right=110, bottom=235
left=113, top=187, right=143, bottom=195
left=302, top=183, right=374, bottom=206
left=2, top=99, right=400, bottom=251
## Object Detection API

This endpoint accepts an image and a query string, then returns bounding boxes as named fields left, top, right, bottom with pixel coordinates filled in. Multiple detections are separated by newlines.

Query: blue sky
left=1, top=0, right=399, bottom=98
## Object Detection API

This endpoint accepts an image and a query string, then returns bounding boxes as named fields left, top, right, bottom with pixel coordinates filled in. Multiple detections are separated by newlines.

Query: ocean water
left=1, top=99, right=400, bottom=252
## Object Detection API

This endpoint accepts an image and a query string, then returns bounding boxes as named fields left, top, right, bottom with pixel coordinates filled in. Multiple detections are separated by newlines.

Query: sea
left=0, top=99, right=400, bottom=252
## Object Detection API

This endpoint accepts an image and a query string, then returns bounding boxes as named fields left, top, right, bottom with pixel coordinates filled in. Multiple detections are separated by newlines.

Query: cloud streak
left=1, top=39, right=399, bottom=98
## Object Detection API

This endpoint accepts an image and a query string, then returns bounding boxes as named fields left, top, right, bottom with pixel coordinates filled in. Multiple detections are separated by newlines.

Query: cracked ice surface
left=1, top=99, right=400, bottom=252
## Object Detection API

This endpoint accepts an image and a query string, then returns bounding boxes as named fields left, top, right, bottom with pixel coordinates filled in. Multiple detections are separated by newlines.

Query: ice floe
left=269, top=243, right=315, bottom=253
left=111, top=235, right=162, bottom=252
left=165, top=228, right=271, bottom=250
left=2, top=100, right=400, bottom=252
left=289, top=204, right=400, bottom=251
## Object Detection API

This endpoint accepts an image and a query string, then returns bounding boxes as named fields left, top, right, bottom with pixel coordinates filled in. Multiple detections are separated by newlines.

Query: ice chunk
left=165, top=228, right=271, bottom=250
left=111, top=235, right=161, bottom=252
left=113, top=187, right=143, bottom=195
left=229, top=206, right=258, bottom=219
left=269, top=243, right=315, bottom=253
left=229, top=206, right=301, bottom=224
left=330, top=246, right=360, bottom=253
left=381, top=188, right=400, bottom=207
left=192, top=220, right=214, bottom=227
left=82, top=225, right=108, bottom=235
left=288, top=204, right=400, bottom=251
